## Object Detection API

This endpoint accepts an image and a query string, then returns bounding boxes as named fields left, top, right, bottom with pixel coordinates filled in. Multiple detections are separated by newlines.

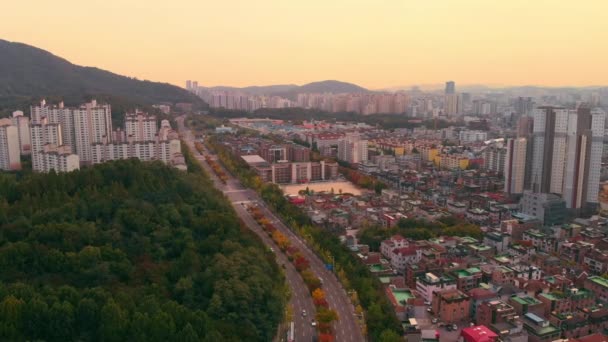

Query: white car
left=311, top=320, right=317, bottom=327
left=302, top=310, right=307, bottom=317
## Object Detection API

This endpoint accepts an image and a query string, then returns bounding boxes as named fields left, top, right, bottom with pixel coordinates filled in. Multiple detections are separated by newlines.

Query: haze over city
left=3, top=0, right=608, bottom=89
left=4, top=1, right=608, bottom=342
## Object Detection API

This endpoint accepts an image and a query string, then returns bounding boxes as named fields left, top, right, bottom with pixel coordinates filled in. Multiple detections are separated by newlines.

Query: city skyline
left=3, top=1, right=608, bottom=89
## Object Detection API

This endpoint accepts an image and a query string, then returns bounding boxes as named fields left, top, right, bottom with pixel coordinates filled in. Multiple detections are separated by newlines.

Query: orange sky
left=2, top=0, right=608, bottom=89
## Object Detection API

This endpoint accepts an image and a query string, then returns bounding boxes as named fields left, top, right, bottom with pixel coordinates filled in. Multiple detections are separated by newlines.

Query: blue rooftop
left=524, top=312, right=544, bottom=323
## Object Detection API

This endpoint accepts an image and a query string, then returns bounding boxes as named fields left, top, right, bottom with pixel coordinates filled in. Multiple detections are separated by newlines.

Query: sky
left=2, top=0, right=608, bottom=90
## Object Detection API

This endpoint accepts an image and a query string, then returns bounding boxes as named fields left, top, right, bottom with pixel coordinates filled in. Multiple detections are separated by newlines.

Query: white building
left=125, top=111, right=158, bottom=141
left=30, top=119, right=74, bottom=172
left=0, top=119, right=21, bottom=170
left=390, top=247, right=422, bottom=272
left=530, top=107, right=569, bottom=194
left=37, top=144, right=80, bottom=173
left=11, top=111, right=31, bottom=155
left=459, top=130, right=488, bottom=143
left=72, top=100, right=113, bottom=164
left=380, top=235, right=409, bottom=259
left=338, top=133, right=368, bottom=164
left=28, top=100, right=184, bottom=173
left=562, top=108, right=605, bottom=209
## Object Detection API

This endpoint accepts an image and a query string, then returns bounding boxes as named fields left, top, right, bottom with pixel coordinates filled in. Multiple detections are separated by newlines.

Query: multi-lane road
left=177, top=116, right=364, bottom=342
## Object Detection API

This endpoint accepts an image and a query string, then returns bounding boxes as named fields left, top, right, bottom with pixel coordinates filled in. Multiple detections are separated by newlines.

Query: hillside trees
left=0, top=158, right=285, bottom=341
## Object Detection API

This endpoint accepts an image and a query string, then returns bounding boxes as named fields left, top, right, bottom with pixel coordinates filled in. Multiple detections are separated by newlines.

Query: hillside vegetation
left=0, top=157, right=286, bottom=341
left=0, top=39, right=207, bottom=116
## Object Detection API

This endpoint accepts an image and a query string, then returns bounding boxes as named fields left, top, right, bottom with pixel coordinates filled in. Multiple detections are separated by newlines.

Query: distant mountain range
left=0, top=39, right=206, bottom=115
left=200, top=80, right=370, bottom=99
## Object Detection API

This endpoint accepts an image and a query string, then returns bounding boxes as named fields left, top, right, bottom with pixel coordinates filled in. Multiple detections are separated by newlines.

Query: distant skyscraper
left=530, top=106, right=569, bottom=194
left=505, top=138, right=528, bottom=195
left=186, top=80, right=192, bottom=90
left=516, top=116, right=534, bottom=138
left=445, top=94, right=459, bottom=116
left=193, top=81, right=198, bottom=89
left=527, top=106, right=605, bottom=210
left=445, top=81, right=455, bottom=94
left=444, top=81, right=459, bottom=116
left=562, top=107, right=605, bottom=209
left=515, top=97, right=534, bottom=115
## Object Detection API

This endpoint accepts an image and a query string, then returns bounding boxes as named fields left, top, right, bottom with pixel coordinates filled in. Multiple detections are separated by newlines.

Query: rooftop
left=392, top=288, right=415, bottom=305
left=511, top=296, right=541, bottom=306
left=588, top=276, right=608, bottom=289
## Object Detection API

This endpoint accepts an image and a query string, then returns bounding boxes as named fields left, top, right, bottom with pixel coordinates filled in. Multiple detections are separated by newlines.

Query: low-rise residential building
left=461, top=325, right=499, bottom=342
left=522, top=312, right=560, bottom=342
left=476, top=300, right=517, bottom=327
left=583, top=276, right=608, bottom=302
left=509, top=295, right=544, bottom=317
left=416, top=272, right=457, bottom=303
left=431, top=288, right=471, bottom=323
left=453, top=267, right=483, bottom=292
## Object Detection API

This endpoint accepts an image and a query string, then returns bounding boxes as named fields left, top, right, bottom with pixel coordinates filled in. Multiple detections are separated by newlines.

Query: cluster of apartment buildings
left=504, top=106, right=606, bottom=213
left=0, top=100, right=185, bottom=173
left=216, top=135, right=339, bottom=184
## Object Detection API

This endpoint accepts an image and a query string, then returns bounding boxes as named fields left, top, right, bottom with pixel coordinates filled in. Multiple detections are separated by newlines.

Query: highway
left=177, top=117, right=317, bottom=342
left=177, top=116, right=364, bottom=342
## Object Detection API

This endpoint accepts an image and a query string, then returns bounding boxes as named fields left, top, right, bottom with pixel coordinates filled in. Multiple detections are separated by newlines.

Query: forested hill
left=0, top=157, right=286, bottom=341
left=0, top=39, right=207, bottom=114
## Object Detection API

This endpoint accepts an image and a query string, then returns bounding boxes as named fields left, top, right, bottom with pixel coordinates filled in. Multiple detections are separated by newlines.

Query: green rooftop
left=379, top=276, right=391, bottom=284
left=511, top=296, right=541, bottom=305
left=470, top=244, right=492, bottom=251
left=370, top=264, right=384, bottom=273
left=588, top=276, right=608, bottom=289
left=539, top=293, right=562, bottom=301
left=460, top=236, right=479, bottom=244
left=494, top=255, right=510, bottom=262
left=525, top=230, right=545, bottom=238
left=455, top=267, right=482, bottom=278
left=529, top=325, right=559, bottom=337
left=392, top=289, right=415, bottom=305
left=571, top=288, right=593, bottom=299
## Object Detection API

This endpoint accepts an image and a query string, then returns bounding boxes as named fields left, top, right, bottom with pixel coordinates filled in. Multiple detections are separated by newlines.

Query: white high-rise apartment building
left=30, top=118, right=73, bottom=172
left=530, top=107, right=569, bottom=194
left=27, top=100, right=183, bottom=172
left=338, top=133, right=368, bottom=164
left=504, top=138, right=528, bottom=195
left=11, top=111, right=31, bottom=155
left=0, top=119, right=21, bottom=171
left=38, top=144, right=80, bottom=173
left=562, top=107, right=605, bottom=209
left=528, top=106, right=605, bottom=210
left=72, top=100, right=112, bottom=164
left=125, top=111, right=157, bottom=141
left=30, top=100, right=75, bottom=150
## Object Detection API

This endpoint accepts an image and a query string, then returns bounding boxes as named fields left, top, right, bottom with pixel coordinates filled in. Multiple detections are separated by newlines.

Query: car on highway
left=452, top=324, right=458, bottom=331
left=426, top=307, right=432, bottom=312
left=302, top=309, right=307, bottom=317
left=311, top=320, right=317, bottom=327
left=432, top=318, right=439, bottom=324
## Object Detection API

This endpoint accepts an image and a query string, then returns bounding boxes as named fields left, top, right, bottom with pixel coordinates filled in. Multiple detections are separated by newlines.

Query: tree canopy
left=0, top=157, right=286, bottom=341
